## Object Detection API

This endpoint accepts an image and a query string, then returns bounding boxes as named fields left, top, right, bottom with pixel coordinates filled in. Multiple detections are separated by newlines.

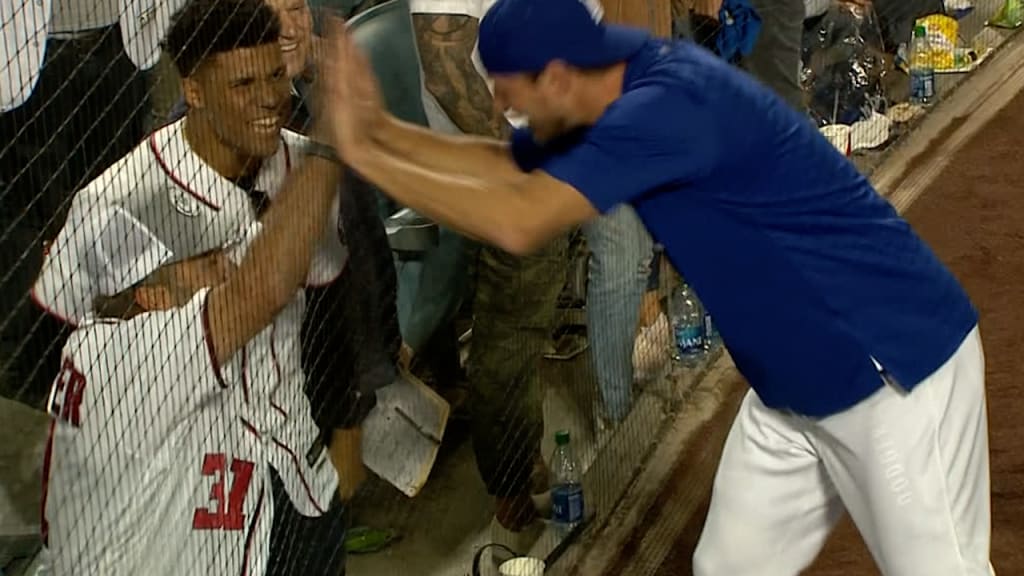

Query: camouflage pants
left=467, top=237, right=567, bottom=498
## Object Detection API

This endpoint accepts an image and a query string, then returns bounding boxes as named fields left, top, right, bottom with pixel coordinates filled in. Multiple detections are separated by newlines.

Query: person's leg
left=693, top=390, right=845, bottom=576
left=399, top=226, right=471, bottom=356
left=467, top=238, right=566, bottom=531
left=583, top=205, right=654, bottom=423
left=743, top=0, right=806, bottom=110
left=811, top=327, right=994, bottom=576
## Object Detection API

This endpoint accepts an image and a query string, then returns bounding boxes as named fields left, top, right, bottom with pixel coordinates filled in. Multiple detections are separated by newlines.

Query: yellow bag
left=916, top=14, right=959, bottom=70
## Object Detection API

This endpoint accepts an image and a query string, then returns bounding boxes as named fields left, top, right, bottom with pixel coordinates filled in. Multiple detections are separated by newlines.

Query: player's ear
left=539, top=60, right=571, bottom=94
left=182, top=76, right=204, bottom=110
left=133, top=285, right=173, bottom=312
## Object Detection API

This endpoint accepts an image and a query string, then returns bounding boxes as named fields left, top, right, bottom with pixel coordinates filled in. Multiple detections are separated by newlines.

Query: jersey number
left=192, top=454, right=256, bottom=531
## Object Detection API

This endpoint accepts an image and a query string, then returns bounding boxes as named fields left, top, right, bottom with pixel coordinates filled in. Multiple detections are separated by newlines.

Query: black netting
left=0, top=0, right=1013, bottom=574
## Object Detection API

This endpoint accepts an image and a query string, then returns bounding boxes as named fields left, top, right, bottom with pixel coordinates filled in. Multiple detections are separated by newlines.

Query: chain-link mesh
left=0, top=0, right=1014, bottom=574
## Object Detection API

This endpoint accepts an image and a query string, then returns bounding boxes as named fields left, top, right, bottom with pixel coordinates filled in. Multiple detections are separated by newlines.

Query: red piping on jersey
left=28, top=285, right=77, bottom=327
left=241, top=347, right=251, bottom=404
left=202, top=296, right=228, bottom=388
left=268, top=324, right=288, bottom=418
left=241, top=418, right=261, bottom=439
left=39, top=420, right=56, bottom=545
left=271, top=436, right=325, bottom=514
left=148, top=125, right=291, bottom=211
left=240, top=484, right=265, bottom=576
left=148, top=131, right=221, bottom=211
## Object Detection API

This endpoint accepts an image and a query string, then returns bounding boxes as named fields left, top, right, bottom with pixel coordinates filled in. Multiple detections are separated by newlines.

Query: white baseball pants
left=694, top=326, right=994, bottom=576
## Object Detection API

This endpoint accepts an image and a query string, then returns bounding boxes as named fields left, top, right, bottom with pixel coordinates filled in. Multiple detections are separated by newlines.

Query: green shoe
left=344, top=526, right=400, bottom=554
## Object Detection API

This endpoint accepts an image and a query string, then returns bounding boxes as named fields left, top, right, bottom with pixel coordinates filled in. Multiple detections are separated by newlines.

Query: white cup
left=820, top=124, right=852, bottom=156
left=499, top=557, right=546, bottom=576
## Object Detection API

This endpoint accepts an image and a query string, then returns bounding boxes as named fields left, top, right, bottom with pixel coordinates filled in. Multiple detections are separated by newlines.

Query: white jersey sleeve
left=43, top=288, right=252, bottom=575
left=47, top=288, right=227, bottom=455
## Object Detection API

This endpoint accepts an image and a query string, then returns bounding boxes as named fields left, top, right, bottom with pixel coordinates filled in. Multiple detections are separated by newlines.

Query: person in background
left=411, top=0, right=567, bottom=548
left=682, top=0, right=806, bottom=109
left=0, top=0, right=149, bottom=408
left=581, top=0, right=668, bottom=430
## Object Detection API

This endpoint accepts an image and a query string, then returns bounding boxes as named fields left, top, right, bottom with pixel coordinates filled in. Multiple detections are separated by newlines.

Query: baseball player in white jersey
left=33, top=1, right=359, bottom=574
left=38, top=142, right=346, bottom=573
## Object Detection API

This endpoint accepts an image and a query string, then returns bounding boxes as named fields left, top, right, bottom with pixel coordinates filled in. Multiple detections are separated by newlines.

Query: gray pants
left=743, top=0, right=806, bottom=110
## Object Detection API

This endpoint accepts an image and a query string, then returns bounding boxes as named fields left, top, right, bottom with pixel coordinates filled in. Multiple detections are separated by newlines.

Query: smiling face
left=265, top=0, right=313, bottom=79
left=185, top=43, right=291, bottom=159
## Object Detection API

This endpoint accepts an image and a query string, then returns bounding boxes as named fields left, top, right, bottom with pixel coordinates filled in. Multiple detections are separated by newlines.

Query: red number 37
left=192, top=453, right=256, bottom=531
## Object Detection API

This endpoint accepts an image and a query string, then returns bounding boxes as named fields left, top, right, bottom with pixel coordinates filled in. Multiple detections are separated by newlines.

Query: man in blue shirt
left=317, top=0, right=993, bottom=572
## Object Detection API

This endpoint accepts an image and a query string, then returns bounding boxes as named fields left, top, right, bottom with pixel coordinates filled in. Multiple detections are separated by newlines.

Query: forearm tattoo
left=413, top=14, right=511, bottom=139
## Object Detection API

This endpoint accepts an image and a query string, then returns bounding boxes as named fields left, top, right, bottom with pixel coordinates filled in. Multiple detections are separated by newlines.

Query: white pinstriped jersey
left=42, top=288, right=338, bottom=575
left=38, top=118, right=347, bottom=574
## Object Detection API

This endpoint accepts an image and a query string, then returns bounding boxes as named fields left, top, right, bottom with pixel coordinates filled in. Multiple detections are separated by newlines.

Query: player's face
left=192, top=44, right=290, bottom=159
left=492, top=71, right=575, bottom=143
left=266, top=0, right=313, bottom=79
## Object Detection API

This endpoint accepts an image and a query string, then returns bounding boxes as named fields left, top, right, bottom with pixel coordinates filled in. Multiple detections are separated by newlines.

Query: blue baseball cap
left=478, top=0, right=650, bottom=75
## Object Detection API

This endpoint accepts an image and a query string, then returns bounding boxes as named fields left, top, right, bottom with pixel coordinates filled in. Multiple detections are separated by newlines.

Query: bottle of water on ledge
left=909, top=24, right=935, bottom=106
left=551, top=430, right=584, bottom=537
left=670, top=282, right=706, bottom=367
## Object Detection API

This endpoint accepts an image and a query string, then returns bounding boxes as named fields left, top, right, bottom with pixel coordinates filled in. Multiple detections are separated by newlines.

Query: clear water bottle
left=550, top=430, right=584, bottom=536
left=909, top=25, right=935, bottom=105
left=670, top=282, right=706, bottom=366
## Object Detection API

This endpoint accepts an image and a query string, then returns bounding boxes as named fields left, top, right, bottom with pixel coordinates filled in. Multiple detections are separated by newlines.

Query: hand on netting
left=320, top=16, right=386, bottom=159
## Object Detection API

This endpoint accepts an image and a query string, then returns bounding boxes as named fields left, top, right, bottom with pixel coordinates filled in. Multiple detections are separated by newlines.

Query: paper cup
left=820, top=124, right=852, bottom=156
left=499, top=557, right=546, bottom=576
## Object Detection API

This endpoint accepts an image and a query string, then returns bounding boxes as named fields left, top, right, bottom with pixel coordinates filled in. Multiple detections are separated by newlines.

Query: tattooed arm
left=413, top=14, right=511, bottom=140
left=341, top=11, right=525, bottom=186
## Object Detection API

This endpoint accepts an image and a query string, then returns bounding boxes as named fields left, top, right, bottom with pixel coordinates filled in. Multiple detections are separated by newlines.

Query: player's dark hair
left=164, top=0, right=282, bottom=78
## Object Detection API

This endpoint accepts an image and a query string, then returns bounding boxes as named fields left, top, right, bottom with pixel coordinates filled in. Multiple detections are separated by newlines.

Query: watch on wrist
left=305, top=139, right=341, bottom=164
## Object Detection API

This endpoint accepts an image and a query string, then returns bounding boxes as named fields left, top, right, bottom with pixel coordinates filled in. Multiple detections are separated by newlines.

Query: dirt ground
left=648, top=88, right=1024, bottom=575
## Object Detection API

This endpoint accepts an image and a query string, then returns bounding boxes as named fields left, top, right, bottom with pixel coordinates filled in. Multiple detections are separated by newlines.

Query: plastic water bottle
left=702, top=310, right=720, bottom=352
left=550, top=430, right=584, bottom=536
left=670, top=282, right=706, bottom=366
left=909, top=25, right=935, bottom=105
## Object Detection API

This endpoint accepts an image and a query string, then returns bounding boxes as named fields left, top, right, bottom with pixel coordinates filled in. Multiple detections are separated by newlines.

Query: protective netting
left=0, top=0, right=1012, bottom=574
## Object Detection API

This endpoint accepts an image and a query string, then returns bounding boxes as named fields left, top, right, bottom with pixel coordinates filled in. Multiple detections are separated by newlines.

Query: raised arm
left=206, top=145, right=342, bottom=366
left=322, top=18, right=597, bottom=254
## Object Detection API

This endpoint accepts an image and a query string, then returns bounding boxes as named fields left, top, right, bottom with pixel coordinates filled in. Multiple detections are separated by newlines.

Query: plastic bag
left=917, top=14, right=959, bottom=70
left=802, top=1, right=890, bottom=126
